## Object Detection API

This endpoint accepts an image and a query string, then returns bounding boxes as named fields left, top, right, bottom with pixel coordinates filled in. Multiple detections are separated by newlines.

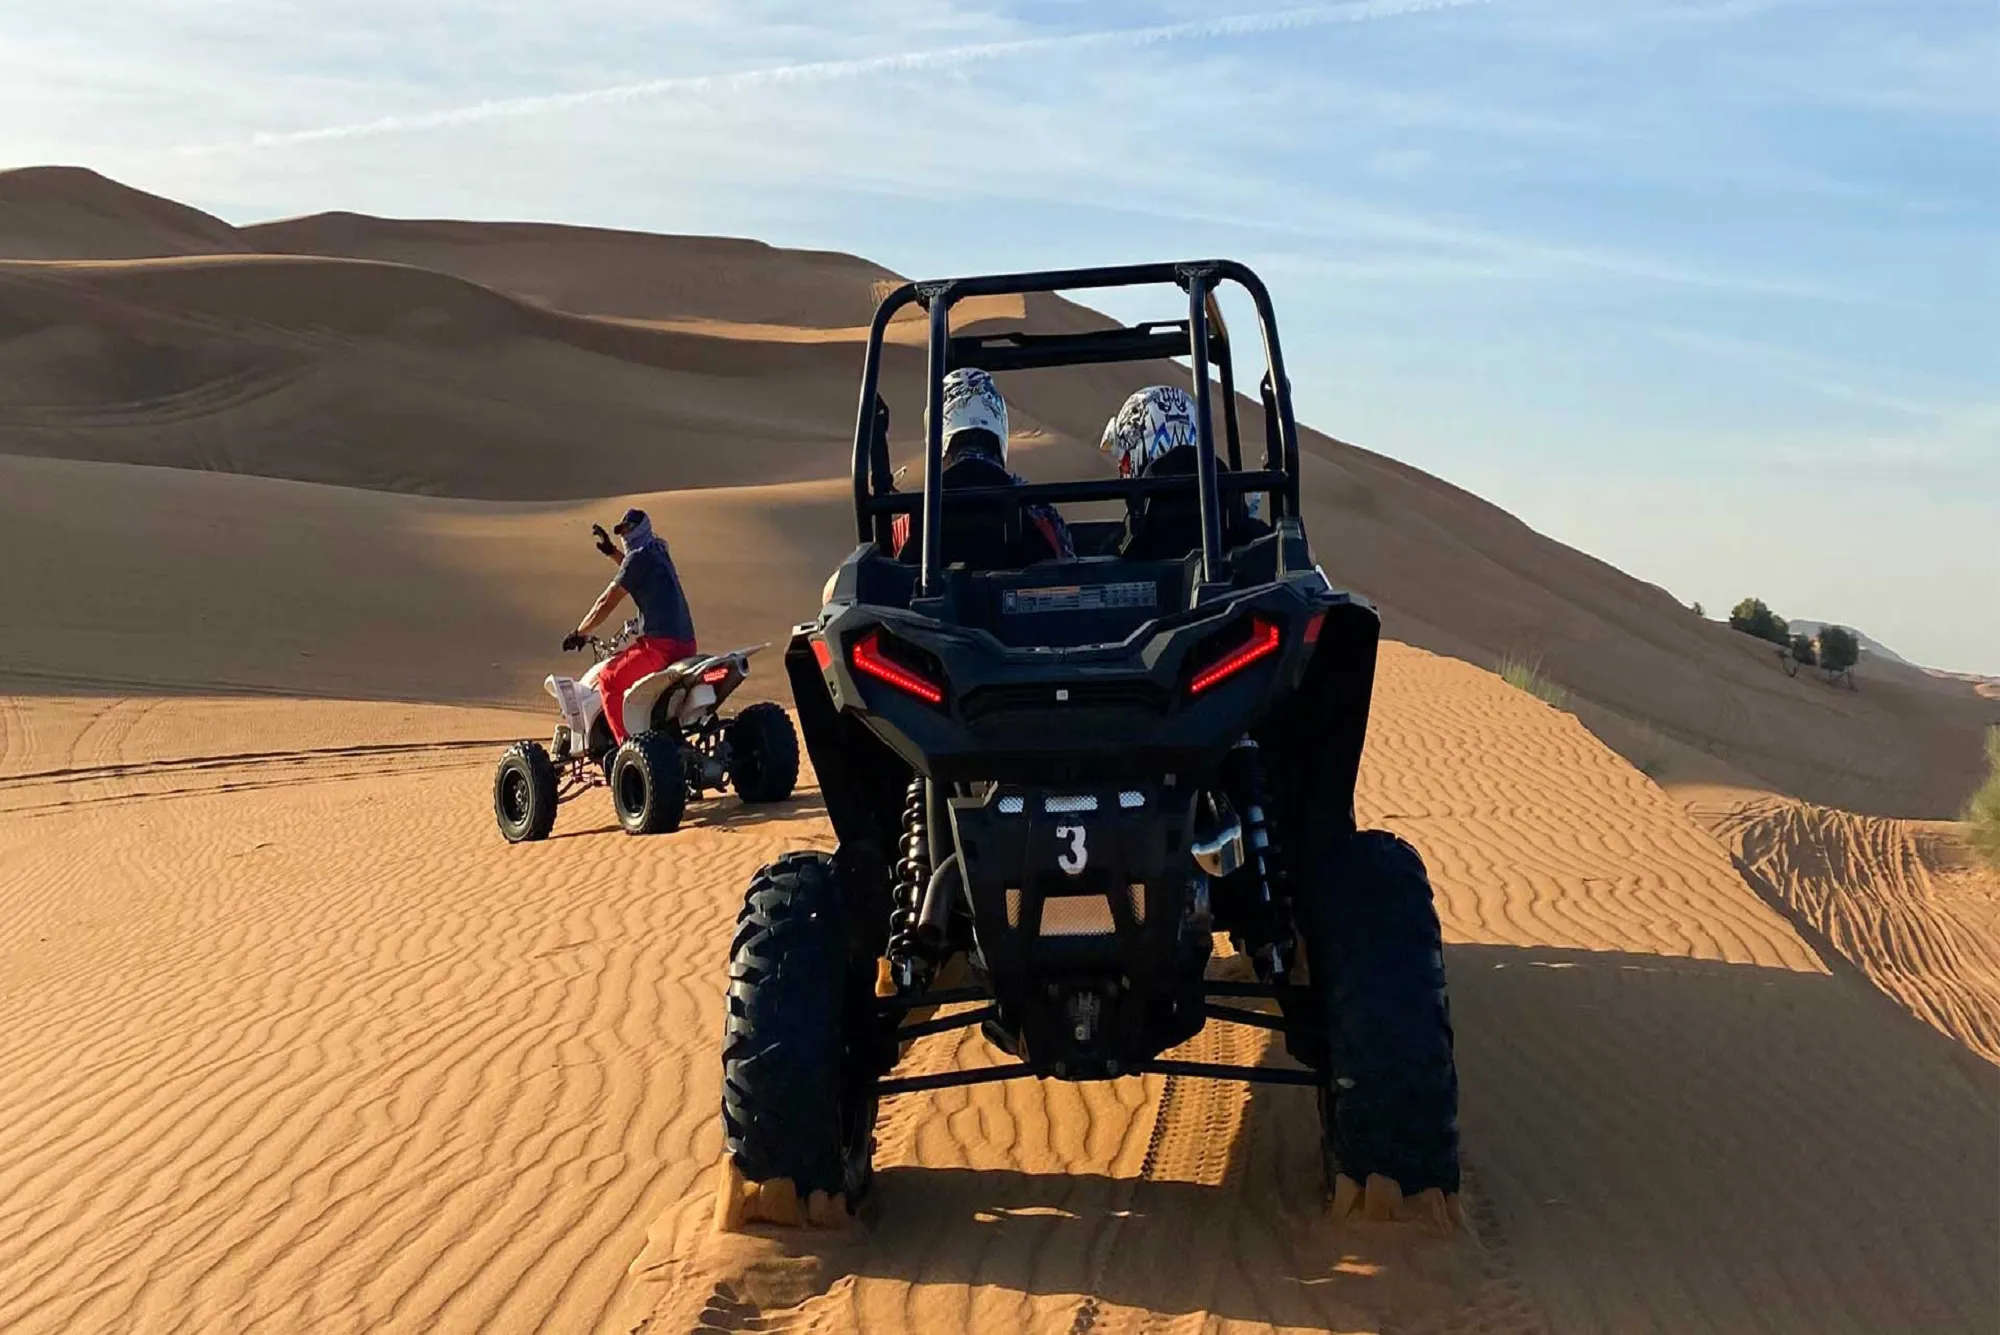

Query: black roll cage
left=848, top=260, right=1305, bottom=596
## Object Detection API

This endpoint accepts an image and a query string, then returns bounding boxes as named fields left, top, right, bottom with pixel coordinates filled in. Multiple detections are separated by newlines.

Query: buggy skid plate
left=946, top=781, right=1215, bottom=1075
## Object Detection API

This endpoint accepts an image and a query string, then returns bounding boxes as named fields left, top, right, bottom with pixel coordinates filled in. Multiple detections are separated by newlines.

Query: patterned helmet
left=932, top=367, right=1010, bottom=463
left=1100, top=385, right=1201, bottom=478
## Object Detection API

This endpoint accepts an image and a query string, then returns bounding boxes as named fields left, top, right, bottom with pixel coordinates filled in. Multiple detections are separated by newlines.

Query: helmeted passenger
left=893, top=367, right=1073, bottom=565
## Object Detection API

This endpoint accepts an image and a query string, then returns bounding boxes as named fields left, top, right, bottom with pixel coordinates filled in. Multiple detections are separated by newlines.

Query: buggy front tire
left=720, top=852, right=878, bottom=1210
left=494, top=741, right=558, bottom=843
left=1297, top=830, right=1460, bottom=1198
left=610, top=730, right=686, bottom=835
left=726, top=702, right=800, bottom=803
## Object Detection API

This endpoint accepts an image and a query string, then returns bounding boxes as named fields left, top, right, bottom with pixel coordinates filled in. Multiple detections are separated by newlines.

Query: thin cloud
left=1644, top=326, right=1992, bottom=421
left=172, top=0, right=1488, bottom=154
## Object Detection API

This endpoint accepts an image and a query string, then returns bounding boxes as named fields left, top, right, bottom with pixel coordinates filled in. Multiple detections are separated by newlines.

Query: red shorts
left=597, top=635, right=696, bottom=743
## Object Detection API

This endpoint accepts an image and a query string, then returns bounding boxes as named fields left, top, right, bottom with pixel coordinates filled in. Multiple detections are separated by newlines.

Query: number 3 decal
left=1056, top=824, right=1089, bottom=874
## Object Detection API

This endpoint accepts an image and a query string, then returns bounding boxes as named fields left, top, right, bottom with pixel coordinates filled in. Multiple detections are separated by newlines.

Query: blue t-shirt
left=618, top=541, right=696, bottom=644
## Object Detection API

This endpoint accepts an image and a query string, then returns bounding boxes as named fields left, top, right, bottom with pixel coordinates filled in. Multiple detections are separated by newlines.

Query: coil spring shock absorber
left=885, top=776, right=933, bottom=991
left=1227, top=737, right=1293, bottom=980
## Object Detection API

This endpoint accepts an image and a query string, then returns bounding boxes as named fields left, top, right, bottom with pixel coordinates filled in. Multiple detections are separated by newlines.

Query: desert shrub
left=1498, top=654, right=1569, bottom=710
left=1789, top=632, right=1817, bottom=666
left=1818, top=625, right=1860, bottom=673
left=1966, top=730, right=2000, bottom=869
left=1690, top=601, right=1705, bottom=618
left=1728, top=597, right=1790, bottom=646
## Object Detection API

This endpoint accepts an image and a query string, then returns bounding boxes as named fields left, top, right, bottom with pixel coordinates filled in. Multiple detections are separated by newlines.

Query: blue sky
left=5, top=0, right=1995, bottom=670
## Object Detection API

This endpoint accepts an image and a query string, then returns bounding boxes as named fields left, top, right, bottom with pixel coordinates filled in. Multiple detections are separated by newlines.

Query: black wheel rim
left=616, top=761, right=648, bottom=818
left=734, top=737, right=762, bottom=791
left=500, top=768, right=530, bottom=828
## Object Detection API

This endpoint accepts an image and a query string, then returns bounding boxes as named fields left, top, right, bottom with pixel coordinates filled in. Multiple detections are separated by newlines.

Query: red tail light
left=1305, top=611, right=1326, bottom=645
left=810, top=638, right=833, bottom=671
left=851, top=629, right=946, bottom=705
left=1189, top=617, right=1283, bottom=696
left=700, top=665, right=731, bottom=685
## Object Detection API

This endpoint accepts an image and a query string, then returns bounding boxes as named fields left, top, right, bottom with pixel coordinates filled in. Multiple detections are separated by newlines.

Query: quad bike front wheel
left=494, top=741, right=558, bottom=843
left=726, top=702, right=800, bottom=803
left=609, top=730, right=686, bottom=835
left=1297, top=829, right=1460, bottom=1201
left=720, top=852, right=879, bottom=1213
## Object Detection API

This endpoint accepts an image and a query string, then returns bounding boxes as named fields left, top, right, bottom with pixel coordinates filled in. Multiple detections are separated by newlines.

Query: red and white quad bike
left=493, top=620, right=800, bottom=841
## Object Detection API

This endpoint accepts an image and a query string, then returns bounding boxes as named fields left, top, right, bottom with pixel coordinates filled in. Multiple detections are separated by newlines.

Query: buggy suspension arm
left=875, top=1057, right=1321, bottom=1098
left=896, top=1005, right=997, bottom=1042
left=877, top=981, right=1307, bottom=1011
left=871, top=980, right=1321, bottom=1097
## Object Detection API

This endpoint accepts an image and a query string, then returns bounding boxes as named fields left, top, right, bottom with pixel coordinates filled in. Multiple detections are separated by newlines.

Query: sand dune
left=242, top=212, right=901, bottom=328
left=3, top=168, right=1997, bottom=1335
left=6, top=314, right=1989, bottom=815
left=6, top=174, right=1991, bottom=813
left=4, top=653, right=1991, bottom=1335
left=0, top=255, right=876, bottom=498
left=0, top=167, right=247, bottom=260
left=0, top=454, right=843, bottom=704
left=629, top=647, right=2000, bottom=1334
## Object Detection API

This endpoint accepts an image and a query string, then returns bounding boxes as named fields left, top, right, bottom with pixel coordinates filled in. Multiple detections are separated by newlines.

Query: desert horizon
left=2, top=162, right=1996, bottom=1334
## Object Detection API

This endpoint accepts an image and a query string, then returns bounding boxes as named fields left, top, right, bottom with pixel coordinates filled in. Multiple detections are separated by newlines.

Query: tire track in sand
left=1691, top=790, right=2000, bottom=1065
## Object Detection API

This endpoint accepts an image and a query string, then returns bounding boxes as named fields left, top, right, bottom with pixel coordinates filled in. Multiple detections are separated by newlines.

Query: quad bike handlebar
left=565, top=619, right=641, bottom=662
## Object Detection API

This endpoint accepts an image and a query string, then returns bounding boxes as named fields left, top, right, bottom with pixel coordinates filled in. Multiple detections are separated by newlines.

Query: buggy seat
left=1118, top=446, right=1271, bottom=562
left=897, top=454, right=1066, bottom=571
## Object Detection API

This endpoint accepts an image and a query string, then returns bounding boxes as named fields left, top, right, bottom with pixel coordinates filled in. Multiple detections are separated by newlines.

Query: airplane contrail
left=177, top=0, right=1487, bottom=154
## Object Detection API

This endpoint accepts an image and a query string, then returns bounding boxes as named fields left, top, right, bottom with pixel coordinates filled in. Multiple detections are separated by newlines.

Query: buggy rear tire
left=720, top=852, right=878, bottom=1206
left=610, top=730, right=686, bottom=835
left=494, top=741, right=558, bottom=843
left=726, top=702, right=800, bottom=804
left=1297, top=830, right=1460, bottom=1196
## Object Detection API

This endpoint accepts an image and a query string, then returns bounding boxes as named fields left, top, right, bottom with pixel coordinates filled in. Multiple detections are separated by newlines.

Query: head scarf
left=614, top=507, right=659, bottom=554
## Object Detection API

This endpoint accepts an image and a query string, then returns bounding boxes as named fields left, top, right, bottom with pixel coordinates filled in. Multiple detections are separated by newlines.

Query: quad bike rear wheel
left=1297, top=829, right=1460, bottom=1198
left=610, top=730, right=686, bottom=835
left=494, top=741, right=558, bottom=843
left=720, top=852, right=879, bottom=1209
left=726, top=702, right=800, bottom=803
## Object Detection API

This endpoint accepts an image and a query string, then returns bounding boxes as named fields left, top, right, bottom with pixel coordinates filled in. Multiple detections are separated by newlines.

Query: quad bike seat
left=642, top=653, right=718, bottom=689
left=622, top=654, right=719, bottom=713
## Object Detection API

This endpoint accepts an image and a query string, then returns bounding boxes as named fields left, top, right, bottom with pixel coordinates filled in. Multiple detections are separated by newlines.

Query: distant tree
left=1729, top=597, right=1790, bottom=647
left=1819, top=625, right=1860, bottom=673
left=1690, top=601, right=1705, bottom=618
left=1967, top=729, right=2000, bottom=870
left=1789, top=632, right=1817, bottom=666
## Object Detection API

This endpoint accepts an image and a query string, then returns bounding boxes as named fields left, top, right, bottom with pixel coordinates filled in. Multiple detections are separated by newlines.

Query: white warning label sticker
left=1001, top=582, right=1158, bottom=615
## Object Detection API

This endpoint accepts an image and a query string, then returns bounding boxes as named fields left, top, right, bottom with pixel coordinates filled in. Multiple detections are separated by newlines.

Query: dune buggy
left=717, top=260, right=1459, bottom=1222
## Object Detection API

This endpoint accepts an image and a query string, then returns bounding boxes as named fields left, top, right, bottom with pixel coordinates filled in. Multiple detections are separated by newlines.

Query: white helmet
left=933, top=367, right=1010, bottom=463
left=1100, top=385, right=1200, bottom=478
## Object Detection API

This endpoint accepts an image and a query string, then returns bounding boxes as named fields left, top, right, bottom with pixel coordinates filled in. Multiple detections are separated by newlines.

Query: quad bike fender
left=545, top=674, right=599, bottom=743
left=622, top=672, right=716, bottom=737
left=675, top=682, right=719, bottom=726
